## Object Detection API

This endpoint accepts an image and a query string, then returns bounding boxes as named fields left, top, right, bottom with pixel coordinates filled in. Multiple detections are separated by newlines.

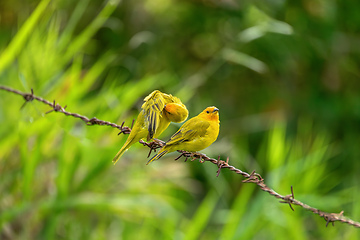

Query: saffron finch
left=113, top=90, right=188, bottom=164
left=147, top=106, right=220, bottom=165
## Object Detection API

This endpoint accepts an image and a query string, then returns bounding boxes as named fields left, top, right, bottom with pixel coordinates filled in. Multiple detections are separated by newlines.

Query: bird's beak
left=213, top=108, right=219, bottom=113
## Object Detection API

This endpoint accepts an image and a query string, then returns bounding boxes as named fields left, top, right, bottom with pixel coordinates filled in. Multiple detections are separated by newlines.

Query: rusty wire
left=190, top=155, right=359, bottom=228
left=1, top=84, right=359, bottom=229
left=0, top=85, right=131, bottom=134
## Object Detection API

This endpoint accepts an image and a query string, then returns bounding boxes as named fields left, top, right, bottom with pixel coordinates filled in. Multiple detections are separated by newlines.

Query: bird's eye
left=206, top=111, right=210, bottom=114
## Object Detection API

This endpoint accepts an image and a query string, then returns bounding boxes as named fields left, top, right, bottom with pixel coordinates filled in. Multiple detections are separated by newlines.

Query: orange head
left=198, top=106, right=219, bottom=122
left=164, top=103, right=189, bottom=123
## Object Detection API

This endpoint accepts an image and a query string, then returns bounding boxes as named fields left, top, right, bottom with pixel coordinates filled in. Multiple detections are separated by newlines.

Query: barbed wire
left=0, top=85, right=131, bottom=134
left=1, top=85, right=359, bottom=228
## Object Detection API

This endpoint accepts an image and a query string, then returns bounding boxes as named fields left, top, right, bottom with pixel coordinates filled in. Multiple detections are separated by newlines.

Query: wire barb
left=175, top=151, right=187, bottom=161
left=242, top=170, right=264, bottom=184
left=279, top=186, right=295, bottom=211
left=216, top=156, right=230, bottom=177
left=20, top=88, right=35, bottom=109
left=139, top=139, right=164, bottom=158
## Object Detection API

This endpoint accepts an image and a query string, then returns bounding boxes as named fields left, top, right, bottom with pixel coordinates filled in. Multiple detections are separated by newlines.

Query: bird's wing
left=142, top=91, right=166, bottom=140
left=166, top=118, right=210, bottom=146
left=162, top=93, right=180, bottom=104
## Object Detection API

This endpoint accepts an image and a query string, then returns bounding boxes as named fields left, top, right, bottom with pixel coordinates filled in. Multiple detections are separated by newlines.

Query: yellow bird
left=147, top=106, right=220, bottom=165
left=113, top=90, right=188, bottom=164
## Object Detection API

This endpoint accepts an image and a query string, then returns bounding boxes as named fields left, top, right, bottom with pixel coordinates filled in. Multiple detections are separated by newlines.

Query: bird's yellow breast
left=176, top=117, right=219, bottom=152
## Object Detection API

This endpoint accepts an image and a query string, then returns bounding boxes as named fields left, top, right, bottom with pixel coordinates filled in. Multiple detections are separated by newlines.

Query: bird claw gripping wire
left=192, top=153, right=205, bottom=163
left=198, top=156, right=205, bottom=163
left=279, top=186, right=295, bottom=211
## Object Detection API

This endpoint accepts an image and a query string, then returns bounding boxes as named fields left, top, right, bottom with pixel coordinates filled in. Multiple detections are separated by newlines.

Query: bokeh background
left=1, top=0, right=360, bottom=239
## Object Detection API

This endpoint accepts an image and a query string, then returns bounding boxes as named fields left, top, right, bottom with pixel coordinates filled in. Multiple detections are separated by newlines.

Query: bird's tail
left=113, top=137, right=135, bottom=164
left=146, top=149, right=168, bottom=165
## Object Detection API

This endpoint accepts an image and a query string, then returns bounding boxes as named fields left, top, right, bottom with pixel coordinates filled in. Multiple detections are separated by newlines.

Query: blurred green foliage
left=1, top=0, right=360, bottom=239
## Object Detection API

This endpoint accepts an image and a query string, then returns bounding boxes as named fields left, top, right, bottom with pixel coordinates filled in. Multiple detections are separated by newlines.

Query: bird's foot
left=152, top=138, right=166, bottom=147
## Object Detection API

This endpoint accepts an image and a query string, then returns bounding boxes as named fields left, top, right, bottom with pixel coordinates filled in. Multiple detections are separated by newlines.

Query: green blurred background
left=1, top=0, right=360, bottom=239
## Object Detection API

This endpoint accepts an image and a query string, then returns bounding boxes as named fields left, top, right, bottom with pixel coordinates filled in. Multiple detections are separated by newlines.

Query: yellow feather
left=147, top=106, right=220, bottom=165
left=113, top=90, right=188, bottom=164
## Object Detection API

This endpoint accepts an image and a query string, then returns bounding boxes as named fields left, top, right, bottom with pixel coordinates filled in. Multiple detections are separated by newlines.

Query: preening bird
left=113, top=90, right=188, bottom=164
left=146, top=106, right=220, bottom=165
